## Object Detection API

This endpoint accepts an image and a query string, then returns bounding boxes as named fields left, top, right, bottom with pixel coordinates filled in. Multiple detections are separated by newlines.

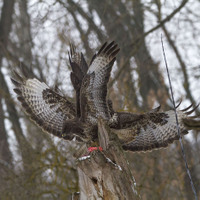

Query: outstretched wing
left=11, top=71, right=84, bottom=140
left=80, top=41, right=120, bottom=124
left=114, top=105, right=200, bottom=152
left=69, top=43, right=88, bottom=117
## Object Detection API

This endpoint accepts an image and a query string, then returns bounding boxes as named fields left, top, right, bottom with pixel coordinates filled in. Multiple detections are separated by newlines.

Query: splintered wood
left=76, top=119, right=140, bottom=200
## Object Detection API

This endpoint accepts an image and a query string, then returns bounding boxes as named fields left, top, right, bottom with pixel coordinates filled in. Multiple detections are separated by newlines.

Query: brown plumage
left=80, top=41, right=120, bottom=124
left=11, top=41, right=200, bottom=152
left=114, top=107, right=193, bottom=151
left=11, top=71, right=85, bottom=141
left=69, top=44, right=88, bottom=117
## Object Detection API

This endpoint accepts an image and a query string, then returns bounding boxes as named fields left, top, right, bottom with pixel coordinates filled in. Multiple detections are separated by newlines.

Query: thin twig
left=131, top=0, right=188, bottom=46
left=110, top=0, right=189, bottom=89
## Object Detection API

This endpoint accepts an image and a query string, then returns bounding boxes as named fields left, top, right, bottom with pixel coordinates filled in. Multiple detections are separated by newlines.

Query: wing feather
left=69, top=44, right=88, bottom=117
left=80, top=41, right=120, bottom=123
left=121, top=109, right=196, bottom=152
left=11, top=72, right=82, bottom=140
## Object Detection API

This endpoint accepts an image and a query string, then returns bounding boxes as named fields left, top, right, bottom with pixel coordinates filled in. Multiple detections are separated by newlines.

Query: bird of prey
left=11, top=41, right=200, bottom=152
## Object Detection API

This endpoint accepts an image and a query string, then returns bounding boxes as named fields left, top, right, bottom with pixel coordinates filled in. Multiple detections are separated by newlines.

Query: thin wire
left=161, top=34, right=198, bottom=200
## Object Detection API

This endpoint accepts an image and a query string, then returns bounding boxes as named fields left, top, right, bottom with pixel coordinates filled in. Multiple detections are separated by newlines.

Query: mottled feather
left=119, top=108, right=198, bottom=152
left=80, top=41, right=120, bottom=124
left=11, top=72, right=85, bottom=141
left=11, top=41, right=200, bottom=153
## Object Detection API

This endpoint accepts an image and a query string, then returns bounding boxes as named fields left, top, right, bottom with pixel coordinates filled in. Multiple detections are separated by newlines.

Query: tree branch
left=131, top=0, right=189, bottom=46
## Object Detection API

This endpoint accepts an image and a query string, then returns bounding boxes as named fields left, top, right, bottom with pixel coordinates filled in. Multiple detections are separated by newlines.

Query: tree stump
left=76, top=119, right=140, bottom=200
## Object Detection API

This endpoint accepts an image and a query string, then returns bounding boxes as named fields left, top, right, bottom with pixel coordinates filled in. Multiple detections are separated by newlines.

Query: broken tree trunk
left=76, top=119, right=140, bottom=200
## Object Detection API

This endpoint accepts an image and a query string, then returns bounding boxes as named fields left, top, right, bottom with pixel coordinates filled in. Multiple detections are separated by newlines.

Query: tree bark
left=76, top=119, right=140, bottom=200
left=0, top=0, right=15, bottom=165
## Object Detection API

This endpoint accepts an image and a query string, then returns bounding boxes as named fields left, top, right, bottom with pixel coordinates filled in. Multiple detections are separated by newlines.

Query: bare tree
left=0, top=0, right=200, bottom=199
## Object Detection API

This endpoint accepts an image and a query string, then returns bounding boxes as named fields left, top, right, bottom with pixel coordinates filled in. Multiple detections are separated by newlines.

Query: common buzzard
left=11, top=41, right=200, bottom=152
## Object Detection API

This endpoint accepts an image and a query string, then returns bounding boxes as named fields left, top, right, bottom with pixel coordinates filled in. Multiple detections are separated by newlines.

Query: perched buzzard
left=11, top=41, right=200, bottom=152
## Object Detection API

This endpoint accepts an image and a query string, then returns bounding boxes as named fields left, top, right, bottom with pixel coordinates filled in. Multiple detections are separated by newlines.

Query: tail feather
left=183, top=118, right=200, bottom=130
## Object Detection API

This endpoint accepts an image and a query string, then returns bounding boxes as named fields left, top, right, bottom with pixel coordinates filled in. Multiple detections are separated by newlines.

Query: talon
left=88, top=146, right=103, bottom=153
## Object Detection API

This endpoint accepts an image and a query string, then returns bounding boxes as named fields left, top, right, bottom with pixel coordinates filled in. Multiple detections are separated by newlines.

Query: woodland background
left=0, top=0, right=200, bottom=199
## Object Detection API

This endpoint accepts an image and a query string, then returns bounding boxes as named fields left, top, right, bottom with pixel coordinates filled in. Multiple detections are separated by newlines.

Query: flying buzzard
left=11, top=41, right=200, bottom=152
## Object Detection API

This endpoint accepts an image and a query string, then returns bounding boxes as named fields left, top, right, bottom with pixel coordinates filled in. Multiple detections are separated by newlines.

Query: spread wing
left=113, top=105, right=200, bottom=152
left=69, top=44, right=88, bottom=117
left=80, top=41, right=120, bottom=124
left=11, top=71, right=84, bottom=141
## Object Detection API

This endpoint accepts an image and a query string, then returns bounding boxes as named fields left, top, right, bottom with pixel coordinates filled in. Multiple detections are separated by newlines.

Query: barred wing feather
left=80, top=41, right=120, bottom=123
left=11, top=72, right=77, bottom=139
left=121, top=108, right=198, bottom=152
